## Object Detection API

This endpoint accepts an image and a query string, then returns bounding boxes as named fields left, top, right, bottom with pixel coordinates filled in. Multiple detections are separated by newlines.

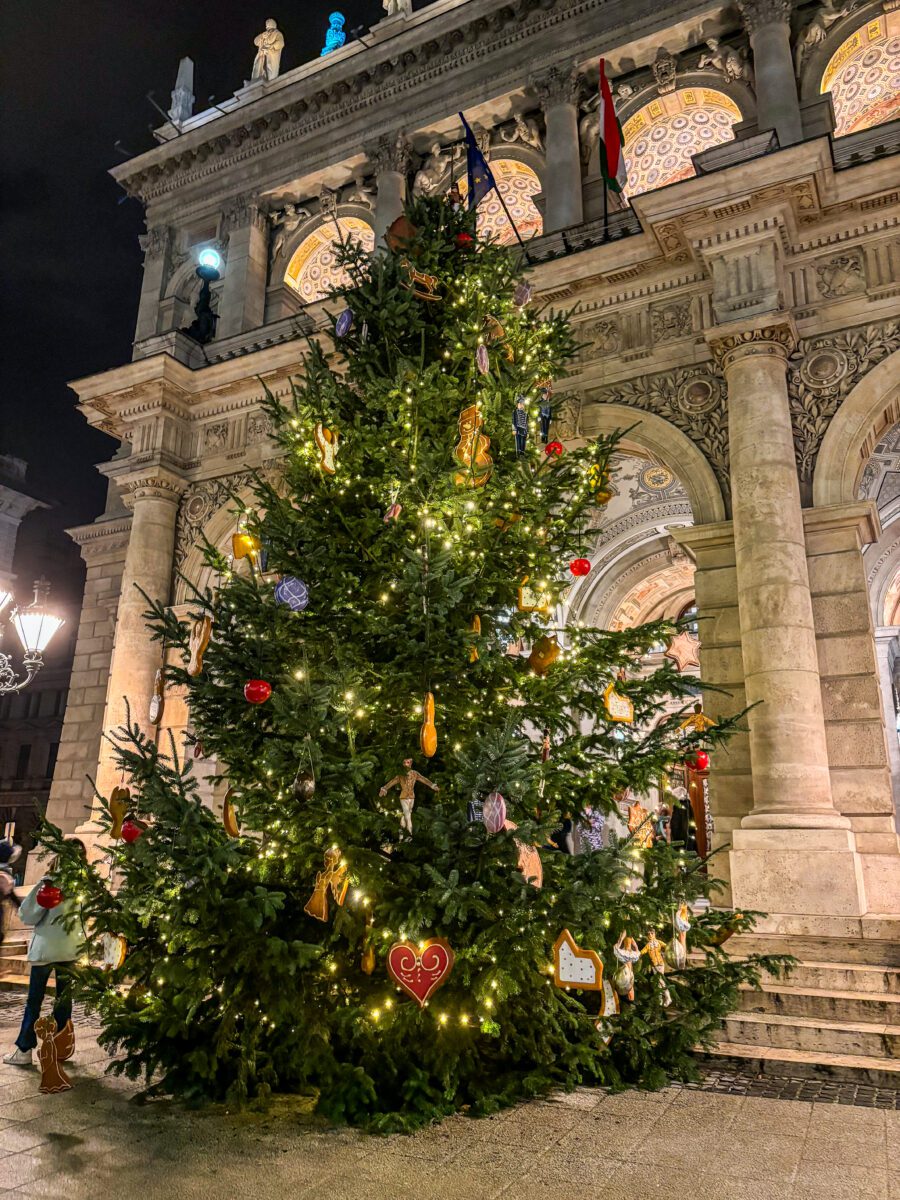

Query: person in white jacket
left=3, top=874, right=81, bottom=1068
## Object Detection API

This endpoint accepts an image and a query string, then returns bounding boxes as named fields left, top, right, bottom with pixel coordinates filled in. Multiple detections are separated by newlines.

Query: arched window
left=622, top=88, right=741, bottom=199
left=821, top=11, right=900, bottom=138
left=284, top=216, right=375, bottom=304
left=456, top=159, right=543, bottom=244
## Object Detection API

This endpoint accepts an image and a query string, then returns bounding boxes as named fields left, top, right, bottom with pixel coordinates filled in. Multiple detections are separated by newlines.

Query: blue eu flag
left=459, top=112, right=496, bottom=210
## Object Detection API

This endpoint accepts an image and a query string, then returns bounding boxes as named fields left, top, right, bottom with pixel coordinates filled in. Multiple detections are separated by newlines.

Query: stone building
left=48, top=0, right=900, bottom=1068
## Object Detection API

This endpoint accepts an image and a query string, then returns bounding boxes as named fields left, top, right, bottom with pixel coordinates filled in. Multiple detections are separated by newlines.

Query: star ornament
left=664, top=630, right=701, bottom=672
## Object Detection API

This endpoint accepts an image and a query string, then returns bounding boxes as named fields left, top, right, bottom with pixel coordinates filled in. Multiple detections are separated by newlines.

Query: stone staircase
left=0, top=935, right=42, bottom=993
left=703, top=932, right=900, bottom=1086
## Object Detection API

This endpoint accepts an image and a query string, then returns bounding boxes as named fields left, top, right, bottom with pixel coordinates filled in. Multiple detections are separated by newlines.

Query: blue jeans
left=15, top=963, right=72, bottom=1051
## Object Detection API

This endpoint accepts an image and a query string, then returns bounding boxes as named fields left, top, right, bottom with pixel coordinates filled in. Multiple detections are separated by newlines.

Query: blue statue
left=321, top=12, right=346, bottom=56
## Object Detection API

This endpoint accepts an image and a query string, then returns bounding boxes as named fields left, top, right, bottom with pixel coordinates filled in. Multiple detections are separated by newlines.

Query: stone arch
left=813, top=349, right=900, bottom=508
left=617, top=81, right=750, bottom=200
left=174, top=483, right=259, bottom=605
left=579, top=402, right=726, bottom=525
left=283, top=212, right=375, bottom=304
left=455, top=154, right=544, bottom=243
left=798, top=2, right=900, bottom=136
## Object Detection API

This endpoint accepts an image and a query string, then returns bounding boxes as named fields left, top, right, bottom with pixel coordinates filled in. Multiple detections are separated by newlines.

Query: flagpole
left=494, top=184, right=532, bottom=265
left=602, top=178, right=609, bottom=244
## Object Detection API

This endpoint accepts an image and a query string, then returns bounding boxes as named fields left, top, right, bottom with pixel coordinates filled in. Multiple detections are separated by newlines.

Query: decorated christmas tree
left=44, top=194, right=785, bottom=1129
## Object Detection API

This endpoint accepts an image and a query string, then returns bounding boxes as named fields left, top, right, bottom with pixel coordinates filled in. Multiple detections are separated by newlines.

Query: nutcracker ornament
left=379, top=759, right=439, bottom=836
left=511, top=395, right=528, bottom=456
left=613, top=931, right=640, bottom=1001
left=642, top=928, right=672, bottom=1007
left=538, top=383, right=553, bottom=443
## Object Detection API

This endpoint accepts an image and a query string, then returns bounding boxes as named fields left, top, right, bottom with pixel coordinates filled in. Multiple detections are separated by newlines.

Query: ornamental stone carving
left=499, top=112, right=544, bottom=153
left=344, top=174, right=375, bottom=209
left=578, top=315, right=622, bottom=360
left=816, top=250, right=866, bottom=298
left=531, top=64, right=581, bottom=108
left=794, top=1, right=859, bottom=73
left=412, top=141, right=452, bottom=196
left=652, top=49, right=678, bottom=95
left=708, top=321, right=796, bottom=371
left=203, top=422, right=229, bottom=453
left=736, top=0, right=794, bottom=35
left=269, top=203, right=312, bottom=261
left=123, top=476, right=187, bottom=508
left=174, top=470, right=259, bottom=571
left=697, top=38, right=754, bottom=86
left=139, top=226, right=169, bottom=259
left=650, top=300, right=693, bottom=344
left=586, top=367, right=730, bottom=493
left=222, top=194, right=260, bottom=234
left=247, top=413, right=274, bottom=444
left=788, top=320, right=900, bottom=480
left=366, top=131, right=412, bottom=176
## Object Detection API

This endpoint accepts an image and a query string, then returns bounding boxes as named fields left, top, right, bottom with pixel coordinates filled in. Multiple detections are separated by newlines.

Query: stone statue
left=579, top=105, right=599, bottom=167
left=251, top=19, right=285, bottom=83
left=652, top=48, right=678, bottom=94
left=500, top=113, right=544, bottom=153
left=698, top=37, right=753, bottom=85
left=615, top=81, right=635, bottom=100
left=413, top=142, right=452, bottom=196
left=794, top=1, right=856, bottom=73
left=345, top=173, right=375, bottom=209
left=319, top=185, right=338, bottom=219
left=383, top=0, right=412, bottom=16
left=270, top=204, right=311, bottom=261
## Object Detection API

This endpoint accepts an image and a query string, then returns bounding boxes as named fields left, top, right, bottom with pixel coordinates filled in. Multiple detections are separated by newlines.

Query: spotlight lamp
left=0, top=578, right=64, bottom=695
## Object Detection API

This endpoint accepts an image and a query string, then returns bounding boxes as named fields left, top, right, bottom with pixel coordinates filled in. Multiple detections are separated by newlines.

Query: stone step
left=721, top=1010, right=900, bottom=1059
left=739, top=982, right=900, bottom=1024
left=0, top=973, right=53, bottom=992
left=765, top=960, right=900, bottom=995
left=728, top=932, right=900, bottom=966
left=704, top=1040, right=900, bottom=1088
left=0, top=955, right=31, bottom=979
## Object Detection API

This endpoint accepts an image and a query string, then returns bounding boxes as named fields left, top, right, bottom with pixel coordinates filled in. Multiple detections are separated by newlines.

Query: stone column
left=737, top=0, right=803, bottom=146
left=217, top=196, right=269, bottom=338
left=532, top=65, right=583, bottom=233
left=134, top=226, right=172, bottom=345
left=93, top=473, right=185, bottom=802
left=367, top=133, right=410, bottom=249
left=710, top=318, right=845, bottom=829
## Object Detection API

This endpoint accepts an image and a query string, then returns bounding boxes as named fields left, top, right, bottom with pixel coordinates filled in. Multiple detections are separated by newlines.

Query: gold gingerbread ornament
left=419, top=692, right=437, bottom=758
left=35, top=1017, right=73, bottom=1095
left=187, top=614, right=213, bottom=676
left=314, top=423, right=340, bottom=474
left=379, top=758, right=439, bottom=836
left=108, top=785, right=130, bottom=840
left=453, top=405, right=493, bottom=488
left=304, top=846, right=349, bottom=922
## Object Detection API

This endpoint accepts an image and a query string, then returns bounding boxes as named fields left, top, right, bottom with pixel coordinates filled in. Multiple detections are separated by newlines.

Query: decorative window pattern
left=821, top=13, right=900, bottom=138
left=284, top=217, right=375, bottom=304
left=456, top=159, right=543, bottom=244
left=622, top=89, right=740, bottom=199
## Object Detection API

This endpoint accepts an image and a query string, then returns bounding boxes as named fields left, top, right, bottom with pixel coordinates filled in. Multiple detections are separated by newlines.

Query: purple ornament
left=476, top=344, right=489, bottom=375
left=335, top=308, right=354, bottom=338
left=274, top=576, right=309, bottom=612
left=482, top=792, right=507, bottom=835
left=513, top=281, right=533, bottom=307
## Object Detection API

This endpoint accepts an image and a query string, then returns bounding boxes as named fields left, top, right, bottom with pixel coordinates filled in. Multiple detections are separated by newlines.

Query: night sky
left=1, top=0, right=397, bottom=608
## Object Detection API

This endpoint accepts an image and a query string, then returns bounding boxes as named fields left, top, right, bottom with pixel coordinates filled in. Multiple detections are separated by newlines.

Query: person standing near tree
left=4, top=862, right=80, bottom=1068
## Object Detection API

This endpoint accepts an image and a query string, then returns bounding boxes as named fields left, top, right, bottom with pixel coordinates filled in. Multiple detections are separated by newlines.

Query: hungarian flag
left=597, top=58, right=627, bottom=193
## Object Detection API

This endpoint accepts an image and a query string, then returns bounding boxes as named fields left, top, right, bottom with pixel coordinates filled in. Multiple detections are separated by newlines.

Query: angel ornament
left=379, top=758, right=438, bottom=835
left=666, top=902, right=691, bottom=970
left=613, top=931, right=640, bottom=1001
left=642, top=928, right=672, bottom=1007
left=35, top=1017, right=73, bottom=1095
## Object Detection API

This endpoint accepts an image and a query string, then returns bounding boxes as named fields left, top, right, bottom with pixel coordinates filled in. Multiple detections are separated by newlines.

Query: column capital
left=707, top=314, right=797, bottom=371
left=530, top=63, right=581, bottom=108
left=221, top=192, right=267, bottom=235
left=121, top=474, right=187, bottom=509
left=736, top=0, right=794, bottom=35
left=364, top=131, right=411, bottom=176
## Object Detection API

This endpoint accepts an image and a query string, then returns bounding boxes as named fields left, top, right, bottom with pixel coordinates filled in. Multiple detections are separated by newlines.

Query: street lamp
left=183, top=247, right=222, bottom=345
left=0, top=578, right=64, bottom=695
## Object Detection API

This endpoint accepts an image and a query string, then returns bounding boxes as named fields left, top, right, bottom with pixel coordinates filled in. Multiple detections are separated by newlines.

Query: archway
left=284, top=216, right=375, bottom=303
left=621, top=87, right=741, bottom=199
left=820, top=9, right=900, bottom=137
left=455, top=158, right=543, bottom=243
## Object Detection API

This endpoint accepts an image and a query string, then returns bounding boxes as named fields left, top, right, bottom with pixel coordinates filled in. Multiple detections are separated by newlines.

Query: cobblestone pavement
left=0, top=1001, right=893, bottom=1200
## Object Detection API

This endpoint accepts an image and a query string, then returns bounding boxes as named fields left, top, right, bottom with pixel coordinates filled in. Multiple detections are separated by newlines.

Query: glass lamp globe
left=197, top=247, right=222, bottom=275
left=11, top=581, right=64, bottom=655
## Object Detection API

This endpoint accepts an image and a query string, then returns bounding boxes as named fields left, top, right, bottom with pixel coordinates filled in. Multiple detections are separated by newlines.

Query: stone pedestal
left=737, top=0, right=803, bottom=147
left=533, top=66, right=583, bottom=233
left=730, top=828, right=867, bottom=918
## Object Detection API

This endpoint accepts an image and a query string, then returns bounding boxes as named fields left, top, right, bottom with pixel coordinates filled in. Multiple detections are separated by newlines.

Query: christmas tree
left=44, top=195, right=786, bottom=1129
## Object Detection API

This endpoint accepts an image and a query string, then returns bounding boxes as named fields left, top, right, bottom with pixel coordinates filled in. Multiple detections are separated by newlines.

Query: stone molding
left=530, top=63, right=581, bottom=108
left=788, top=318, right=900, bottom=481
left=736, top=0, right=794, bottom=35
left=122, top=476, right=188, bottom=508
left=708, top=318, right=797, bottom=372
left=66, top=517, right=133, bottom=564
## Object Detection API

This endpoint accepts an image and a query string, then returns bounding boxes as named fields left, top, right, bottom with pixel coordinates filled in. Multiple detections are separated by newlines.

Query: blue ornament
left=274, top=576, right=309, bottom=612
left=320, top=12, right=346, bottom=56
left=335, top=308, right=354, bottom=338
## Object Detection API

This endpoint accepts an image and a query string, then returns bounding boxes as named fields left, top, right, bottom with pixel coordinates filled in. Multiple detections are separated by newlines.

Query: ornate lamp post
left=0, top=578, right=64, bottom=695
left=183, top=247, right=222, bottom=345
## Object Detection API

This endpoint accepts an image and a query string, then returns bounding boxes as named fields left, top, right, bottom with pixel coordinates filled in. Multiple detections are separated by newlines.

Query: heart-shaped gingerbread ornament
left=386, top=938, right=455, bottom=1008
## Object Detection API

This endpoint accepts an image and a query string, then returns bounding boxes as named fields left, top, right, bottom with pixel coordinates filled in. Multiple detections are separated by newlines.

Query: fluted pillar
left=532, top=65, right=583, bottom=233
left=710, top=318, right=847, bottom=830
left=367, top=133, right=410, bottom=249
left=217, top=195, right=269, bottom=337
left=94, top=473, right=185, bottom=801
left=737, top=0, right=803, bottom=146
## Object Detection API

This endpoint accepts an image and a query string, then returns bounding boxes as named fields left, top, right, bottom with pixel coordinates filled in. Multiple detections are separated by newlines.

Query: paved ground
left=0, top=1006, right=893, bottom=1200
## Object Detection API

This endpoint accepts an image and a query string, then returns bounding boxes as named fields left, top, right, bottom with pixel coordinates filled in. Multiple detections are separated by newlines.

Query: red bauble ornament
left=687, top=750, right=710, bottom=772
left=455, top=232, right=474, bottom=249
left=544, top=441, right=564, bottom=457
left=243, top=679, right=272, bottom=705
left=569, top=558, right=591, bottom=577
left=35, top=883, right=63, bottom=910
left=120, top=819, right=144, bottom=845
